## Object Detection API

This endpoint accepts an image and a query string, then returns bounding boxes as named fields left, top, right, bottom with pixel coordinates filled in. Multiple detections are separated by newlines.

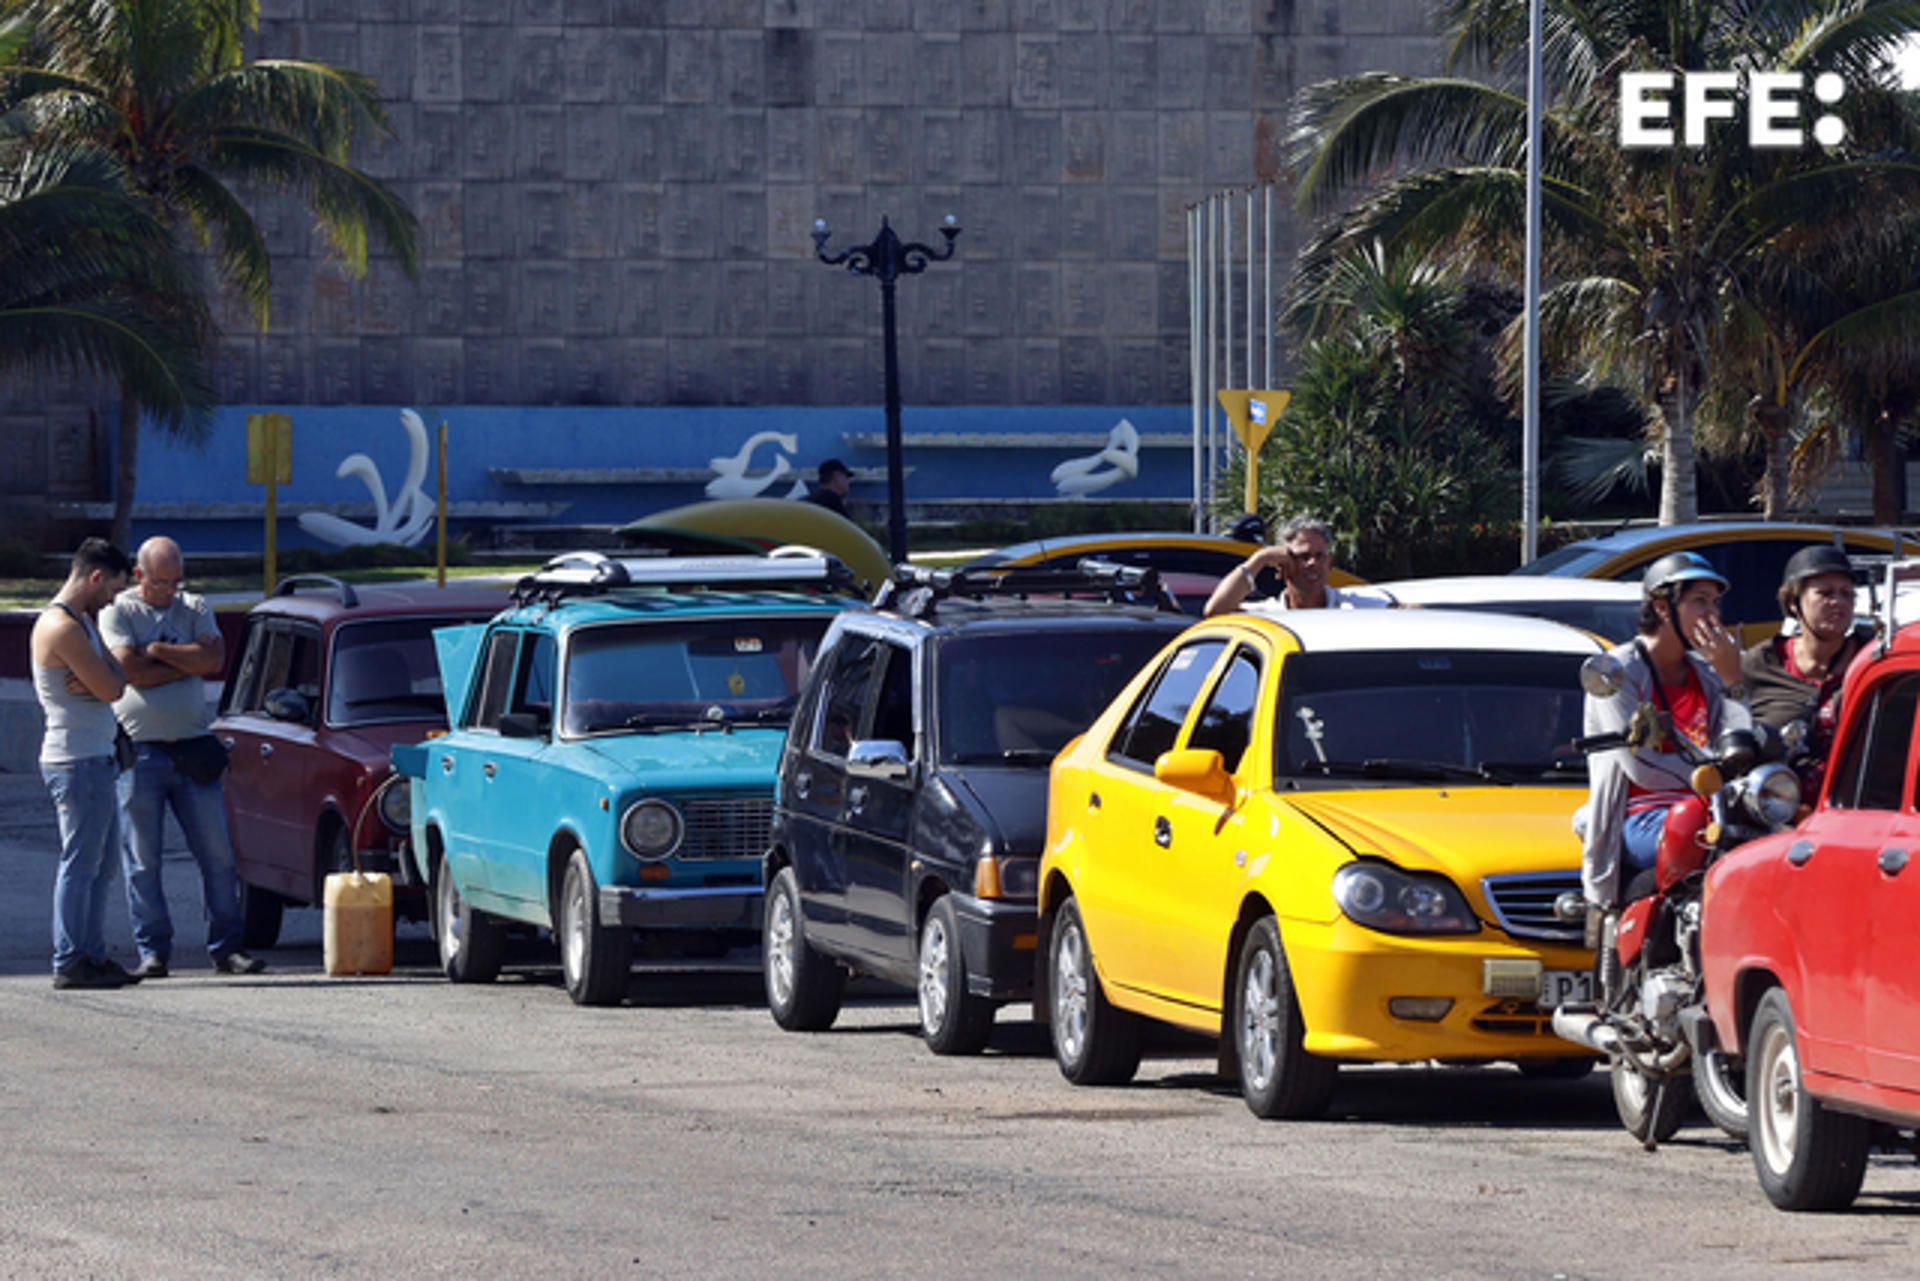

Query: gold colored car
left=1036, top=608, right=1601, bottom=1119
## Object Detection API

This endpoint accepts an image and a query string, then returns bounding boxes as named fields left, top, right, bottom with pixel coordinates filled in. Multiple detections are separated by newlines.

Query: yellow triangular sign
left=1216, top=390, right=1289, bottom=453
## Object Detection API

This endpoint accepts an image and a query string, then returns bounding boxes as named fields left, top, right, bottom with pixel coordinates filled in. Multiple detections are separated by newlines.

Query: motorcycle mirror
left=1579, top=653, right=1627, bottom=699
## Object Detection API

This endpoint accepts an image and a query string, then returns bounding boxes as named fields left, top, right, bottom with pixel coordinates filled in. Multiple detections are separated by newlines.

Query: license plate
left=1540, top=968, right=1593, bottom=1008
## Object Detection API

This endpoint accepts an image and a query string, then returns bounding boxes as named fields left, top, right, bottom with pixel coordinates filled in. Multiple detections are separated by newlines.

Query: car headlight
left=1740, top=762, right=1802, bottom=828
left=620, top=799, right=683, bottom=860
left=1331, top=862, right=1480, bottom=935
left=377, top=777, right=411, bottom=834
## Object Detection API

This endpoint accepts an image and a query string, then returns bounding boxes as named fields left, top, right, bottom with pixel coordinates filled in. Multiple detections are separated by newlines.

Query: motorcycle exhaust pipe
left=1551, top=1007, right=1624, bottom=1057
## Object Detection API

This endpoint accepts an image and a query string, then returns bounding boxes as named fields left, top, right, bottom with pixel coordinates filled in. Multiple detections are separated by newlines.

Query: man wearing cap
left=806, top=459, right=853, bottom=518
left=1741, top=545, right=1868, bottom=793
left=1578, top=551, right=1751, bottom=907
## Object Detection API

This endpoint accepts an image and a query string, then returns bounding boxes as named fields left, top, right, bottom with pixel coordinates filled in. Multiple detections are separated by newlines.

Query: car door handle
left=1787, top=839, right=1814, bottom=867
left=1089, top=791, right=1101, bottom=809
left=1880, top=846, right=1909, bottom=876
left=794, top=770, right=811, bottom=800
left=1154, top=816, right=1171, bottom=848
left=483, top=761, right=496, bottom=780
left=440, top=755, right=454, bottom=774
left=849, top=785, right=869, bottom=812
left=258, top=742, right=273, bottom=760
left=219, top=735, right=235, bottom=751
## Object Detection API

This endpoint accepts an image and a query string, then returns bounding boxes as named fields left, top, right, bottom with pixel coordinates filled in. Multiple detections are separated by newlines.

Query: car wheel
left=918, top=895, right=994, bottom=1056
left=1516, top=1057, right=1595, bottom=1081
left=238, top=881, right=283, bottom=951
left=559, top=848, right=632, bottom=1007
left=1048, top=897, right=1139, bottom=1086
left=1695, top=1046, right=1750, bottom=1141
left=1748, top=988, right=1871, bottom=1211
left=1234, top=916, right=1336, bottom=1119
left=435, top=856, right=503, bottom=984
left=1611, top=1059, right=1692, bottom=1146
left=763, top=866, right=844, bottom=1031
left=317, top=822, right=353, bottom=902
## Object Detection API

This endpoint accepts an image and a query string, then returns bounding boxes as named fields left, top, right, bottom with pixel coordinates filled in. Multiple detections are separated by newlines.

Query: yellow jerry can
left=323, top=871, right=394, bottom=976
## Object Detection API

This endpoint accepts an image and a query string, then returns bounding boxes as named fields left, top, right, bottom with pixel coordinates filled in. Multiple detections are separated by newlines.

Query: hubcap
left=918, top=914, right=950, bottom=1034
left=1241, top=946, right=1279, bottom=1092
left=1755, top=1020, right=1799, bottom=1175
left=1054, top=919, right=1089, bottom=1063
left=563, top=874, right=587, bottom=984
left=767, top=889, right=796, bottom=1007
left=438, top=872, right=463, bottom=962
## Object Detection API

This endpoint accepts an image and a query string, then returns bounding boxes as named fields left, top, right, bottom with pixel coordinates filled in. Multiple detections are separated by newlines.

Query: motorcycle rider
left=1739, top=544, right=1868, bottom=798
left=1579, top=552, right=1752, bottom=907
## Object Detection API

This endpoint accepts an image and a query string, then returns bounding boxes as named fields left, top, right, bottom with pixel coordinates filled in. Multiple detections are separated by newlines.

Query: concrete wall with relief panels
left=0, top=0, right=1443, bottom=528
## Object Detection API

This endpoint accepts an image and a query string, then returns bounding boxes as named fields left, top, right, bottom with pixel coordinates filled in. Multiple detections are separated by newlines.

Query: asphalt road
left=1, top=769, right=1917, bottom=1280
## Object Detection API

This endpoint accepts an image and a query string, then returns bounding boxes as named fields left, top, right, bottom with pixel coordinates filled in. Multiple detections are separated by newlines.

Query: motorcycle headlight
left=1332, top=862, right=1479, bottom=935
left=620, top=799, right=683, bottom=860
left=1742, top=762, right=1802, bottom=828
left=377, top=777, right=411, bottom=834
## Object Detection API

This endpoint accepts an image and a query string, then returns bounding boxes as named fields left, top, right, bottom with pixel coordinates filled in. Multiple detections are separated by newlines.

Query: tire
left=763, top=866, right=845, bottom=1031
left=238, top=881, right=283, bottom=951
left=1048, top=897, right=1140, bottom=1086
left=917, top=895, right=994, bottom=1056
left=1611, top=1060, right=1693, bottom=1146
left=1695, top=1047, right=1750, bottom=1141
left=1748, top=988, right=1871, bottom=1211
left=435, top=856, right=504, bottom=984
left=1234, top=916, right=1337, bottom=1119
left=559, top=848, right=632, bottom=1007
left=317, top=822, right=353, bottom=903
left=1516, top=1057, right=1595, bottom=1081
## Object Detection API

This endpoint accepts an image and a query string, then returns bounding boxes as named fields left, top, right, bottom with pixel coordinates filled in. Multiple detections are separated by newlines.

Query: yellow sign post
left=1215, top=390, right=1290, bottom=516
left=246, top=413, right=292, bottom=596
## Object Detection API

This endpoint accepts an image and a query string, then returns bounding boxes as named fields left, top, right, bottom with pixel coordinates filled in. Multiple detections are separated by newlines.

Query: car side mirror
left=1154, top=748, right=1235, bottom=806
left=498, top=711, right=545, bottom=740
left=264, top=687, right=311, bottom=725
left=846, top=739, right=910, bottom=781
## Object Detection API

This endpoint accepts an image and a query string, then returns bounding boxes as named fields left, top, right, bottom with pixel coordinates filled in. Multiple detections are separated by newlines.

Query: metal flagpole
left=1523, top=0, right=1544, bottom=563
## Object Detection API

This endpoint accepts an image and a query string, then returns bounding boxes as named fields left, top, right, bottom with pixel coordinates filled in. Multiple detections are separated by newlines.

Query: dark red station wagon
left=1701, top=564, right=1920, bottom=1211
left=213, top=576, right=507, bottom=948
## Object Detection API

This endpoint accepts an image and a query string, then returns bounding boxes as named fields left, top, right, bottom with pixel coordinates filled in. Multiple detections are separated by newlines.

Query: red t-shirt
left=1626, top=666, right=1707, bottom=815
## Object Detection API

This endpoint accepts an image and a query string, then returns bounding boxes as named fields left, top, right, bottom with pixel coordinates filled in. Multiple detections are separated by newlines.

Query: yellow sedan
left=1037, top=608, right=1600, bottom=1118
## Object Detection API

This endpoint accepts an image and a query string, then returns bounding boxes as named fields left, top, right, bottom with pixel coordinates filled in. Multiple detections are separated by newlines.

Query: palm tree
left=0, top=0, right=418, bottom=547
left=1290, top=0, right=1920, bottom=527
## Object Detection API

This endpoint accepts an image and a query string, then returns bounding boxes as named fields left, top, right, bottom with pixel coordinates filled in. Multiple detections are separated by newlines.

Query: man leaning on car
left=1204, top=515, right=1391, bottom=617
left=102, top=536, right=264, bottom=978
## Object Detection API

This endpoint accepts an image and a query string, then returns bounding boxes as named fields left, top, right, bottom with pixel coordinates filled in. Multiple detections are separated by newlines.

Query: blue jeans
left=118, top=742, right=246, bottom=962
left=42, top=756, right=123, bottom=973
left=1622, top=805, right=1670, bottom=873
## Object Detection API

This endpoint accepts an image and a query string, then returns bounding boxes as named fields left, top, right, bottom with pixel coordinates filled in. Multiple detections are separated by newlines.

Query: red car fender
left=1700, top=833, right=1793, bottom=1056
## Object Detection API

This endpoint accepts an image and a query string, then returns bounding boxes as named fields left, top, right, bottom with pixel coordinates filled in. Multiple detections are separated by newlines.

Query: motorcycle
left=1551, top=653, right=1807, bottom=1149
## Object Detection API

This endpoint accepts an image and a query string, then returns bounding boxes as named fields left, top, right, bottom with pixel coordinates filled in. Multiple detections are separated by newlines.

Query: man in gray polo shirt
left=101, top=537, right=264, bottom=977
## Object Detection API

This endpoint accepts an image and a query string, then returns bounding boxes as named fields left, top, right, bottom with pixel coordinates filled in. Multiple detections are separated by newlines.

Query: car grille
left=1480, top=871, right=1584, bottom=943
left=678, top=798, right=773, bottom=861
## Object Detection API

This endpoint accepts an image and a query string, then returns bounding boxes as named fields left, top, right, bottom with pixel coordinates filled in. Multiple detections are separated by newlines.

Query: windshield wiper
left=947, top=749, right=1055, bottom=765
left=1301, top=758, right=1500, bottom=782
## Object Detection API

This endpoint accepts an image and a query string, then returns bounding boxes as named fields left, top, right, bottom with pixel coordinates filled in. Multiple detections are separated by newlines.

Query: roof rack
left=1874, top=556, right=1920, bottom=655
left=270, top=574, right=360, bottom=608
left=509, top=550, right=855, bottom=605
left=871, top=556, right=1182, bottom=619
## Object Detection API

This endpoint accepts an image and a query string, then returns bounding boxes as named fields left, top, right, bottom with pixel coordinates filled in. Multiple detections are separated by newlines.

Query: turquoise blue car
left=391, top=553, right=861, bottom=1006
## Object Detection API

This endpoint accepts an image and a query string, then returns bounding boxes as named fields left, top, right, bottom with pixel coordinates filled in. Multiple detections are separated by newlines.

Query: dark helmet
left=1777, top=544, right=1853, bottom=617
left=1228, top=513, right=1268, bottom=544
left=1641, top=550, right=1729, bottom=601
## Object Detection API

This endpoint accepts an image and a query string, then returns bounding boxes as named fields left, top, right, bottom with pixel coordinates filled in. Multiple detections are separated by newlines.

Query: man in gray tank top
left=31, top=538, right=141, bottom=989
left=102, top=537, right=263, bottom=977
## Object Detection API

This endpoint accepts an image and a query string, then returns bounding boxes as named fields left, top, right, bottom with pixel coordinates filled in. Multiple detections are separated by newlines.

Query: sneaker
left=213, top=951, right=265, bottom=975
left=93, top=956, right=142, bottom=985
left=132, top=955, right=169, bottom=980
left=53, top=959, right=128, bottom=990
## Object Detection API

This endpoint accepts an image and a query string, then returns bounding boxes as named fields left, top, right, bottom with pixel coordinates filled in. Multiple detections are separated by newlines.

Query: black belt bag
left=158, top=734, right=230, bottom=785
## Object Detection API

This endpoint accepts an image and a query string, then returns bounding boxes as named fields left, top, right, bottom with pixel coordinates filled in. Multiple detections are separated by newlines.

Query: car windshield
left=562, top=616, right=828, bottom=737
left=1443, top=599, right=1641, bottom=645
left=938, top=627, right=1175, bottom=765
left=326, top=618, right=459, bottom=726
left=1511, top=544, right=1600, bottom=576
left=1278, top=650, right=1588, bottom=784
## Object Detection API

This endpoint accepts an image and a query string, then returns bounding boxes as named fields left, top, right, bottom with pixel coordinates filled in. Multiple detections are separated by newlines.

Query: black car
left=762, top=562, right=1189, bottom=1054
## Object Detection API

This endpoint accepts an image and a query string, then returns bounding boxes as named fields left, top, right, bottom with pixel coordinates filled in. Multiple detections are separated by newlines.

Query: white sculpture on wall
left=298, top=408, right=438, bottom=547
left=1051, top=418, right=1140, bottom=497
left=706, top=430, right=810, bottom=500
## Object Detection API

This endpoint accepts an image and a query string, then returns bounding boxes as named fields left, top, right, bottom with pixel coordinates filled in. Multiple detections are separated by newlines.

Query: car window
left=222, top=618, right=271, bottom=714
left=324, top=619, right=452, bottom=726
left=1187, top=647, right=1261, bottom=773
left=1828, top=672, right=1920, bottom=811
left=562, top=617, right=829, bottom=737
left=256, top=624, right=321, bottom=706
left=937, top=627, right=1180, bottom=765
left=870, top=642, right=915, bottom=758
left=515, top=632, right=556, bottom=727
left=469, top=630, right=520, bottom=730
left=811, top=632, right=882, bottom=758
left=1277, top=650, right=1587, bottom=782
left=1109, top=639, right=1228, bottom=770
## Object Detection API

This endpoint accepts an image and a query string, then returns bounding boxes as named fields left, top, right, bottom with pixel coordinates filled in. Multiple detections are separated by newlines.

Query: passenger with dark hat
left=1739, top=544, right=1868, bottom=790
left=806, top=458, right=853, bottom=518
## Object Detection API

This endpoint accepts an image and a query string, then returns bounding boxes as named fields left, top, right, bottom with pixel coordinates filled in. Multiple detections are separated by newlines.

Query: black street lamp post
left=812, top=214, right=960, bottom=565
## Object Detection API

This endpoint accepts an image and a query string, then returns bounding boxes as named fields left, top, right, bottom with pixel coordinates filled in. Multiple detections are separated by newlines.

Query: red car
left=1701, top=575, right=1920, bottom=1211
left=213, top=576, right=507, bottom=948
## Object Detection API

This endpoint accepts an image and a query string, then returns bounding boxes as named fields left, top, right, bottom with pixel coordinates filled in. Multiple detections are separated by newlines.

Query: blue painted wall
left=132, top=404, right=1199, bottom=552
